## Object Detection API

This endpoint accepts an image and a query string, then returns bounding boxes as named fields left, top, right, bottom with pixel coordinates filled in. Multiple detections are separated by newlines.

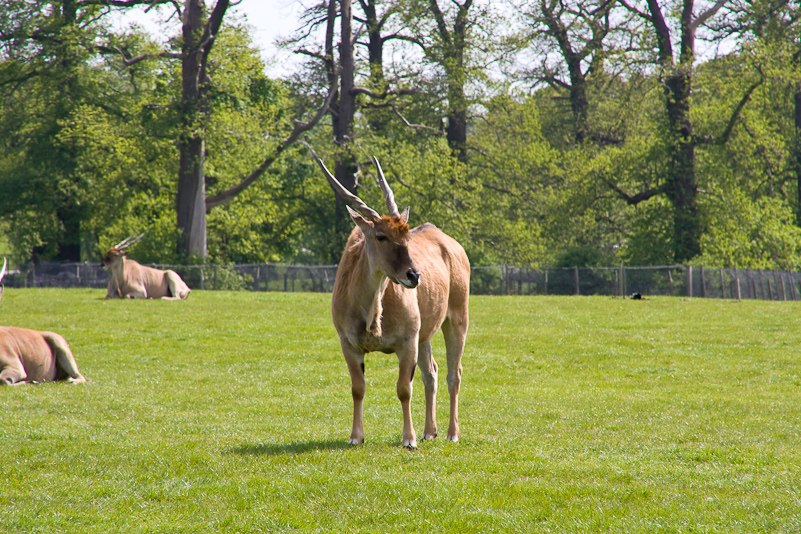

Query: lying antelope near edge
left=318, top=157, right=470, bottom=448
left=0, top=258, right=86, bottom=385
left=103, top=234, right=191, bottom=299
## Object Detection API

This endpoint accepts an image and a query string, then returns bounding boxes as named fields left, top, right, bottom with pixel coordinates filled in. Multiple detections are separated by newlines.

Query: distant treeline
left=1, top=1, right=800, bottom=272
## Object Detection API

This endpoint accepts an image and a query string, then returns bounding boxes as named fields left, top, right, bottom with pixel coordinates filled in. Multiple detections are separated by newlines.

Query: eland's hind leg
left=0, top=358, right=27, bottom=385
left=417, top=339, right=438, bottom=440
left=441, top=315, right=467, bottom=441
left=43, top=333, right=86, bottom=384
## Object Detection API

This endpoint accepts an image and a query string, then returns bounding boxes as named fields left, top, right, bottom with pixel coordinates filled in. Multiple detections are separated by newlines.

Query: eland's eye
left=376, top=234, right=388, bottom=242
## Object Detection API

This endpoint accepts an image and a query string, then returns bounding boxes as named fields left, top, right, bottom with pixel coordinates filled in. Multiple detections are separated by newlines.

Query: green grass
left=1, top=290, right=799, bottom=533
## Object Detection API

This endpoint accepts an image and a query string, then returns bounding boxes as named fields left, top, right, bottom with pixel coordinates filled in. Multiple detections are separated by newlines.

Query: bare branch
left=718, top=71, right=764, bottom=144
left=294, top=48, right=328, bottom=61
left=618, top=0, right=652, bottom=22
left=364, top=102, right=445, bottom=135
left=690, top=0, right=728, bottom=32
left=606, top=180, right=665, bottom=205
left=204, top=71, right=340, bottom=210
left=351, top=86, right=419, bottom=99
left=98, top=45, right=181, bottom=66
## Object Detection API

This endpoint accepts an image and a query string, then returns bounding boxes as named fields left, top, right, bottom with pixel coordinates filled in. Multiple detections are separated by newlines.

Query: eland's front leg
left=341, top=341, right=366, bottom=445
left=396, top=342, right=419, bottom=448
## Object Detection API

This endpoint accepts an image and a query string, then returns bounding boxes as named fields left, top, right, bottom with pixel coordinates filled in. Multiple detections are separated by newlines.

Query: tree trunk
left=664, top=68, right=701, bottom=262
left=361, top=0, right=388, bottom=132
left=646, top=0, right=703, bottom=263
left=430, top=0, right=472, bottom=163
left=795, top=83, right=801, bottom=226
left=53, top=0, right=82, bottom=262
left=176, top=0, right=208, bottom=259
left=328, top=0, right=359, bottom=255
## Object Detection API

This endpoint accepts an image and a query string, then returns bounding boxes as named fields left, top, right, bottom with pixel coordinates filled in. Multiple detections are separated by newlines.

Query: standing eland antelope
left=103, top=234, right=191, bottom=300
left=0, top=258, right=86, bottom=385
left=318, top=157, right=470, bottom=448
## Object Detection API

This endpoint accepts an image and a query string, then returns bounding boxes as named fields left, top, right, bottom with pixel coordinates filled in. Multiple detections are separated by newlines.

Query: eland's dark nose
left=407, top=270, right=420, bottom=287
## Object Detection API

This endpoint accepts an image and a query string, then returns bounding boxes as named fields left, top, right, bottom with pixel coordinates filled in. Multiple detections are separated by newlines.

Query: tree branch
left=351, top=86, right=418, bottom=99
left=690, top=0, right=728, bottom=32
left=98, top=45, right=181, bottom=66
left=204, top=71, right=340, bottom=210
left=717, top=72, right=764, bottom=145
left=607, top=180, right=665, bottom=205
left=198, top=0, right=230, bottom=84
left=618, top=0, right=652, bottom=22
left=363, top=102, right=445, bottom=134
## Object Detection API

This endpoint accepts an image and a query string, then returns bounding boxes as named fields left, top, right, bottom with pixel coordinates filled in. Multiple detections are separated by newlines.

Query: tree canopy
left=1, top=0, right=800, bottom=270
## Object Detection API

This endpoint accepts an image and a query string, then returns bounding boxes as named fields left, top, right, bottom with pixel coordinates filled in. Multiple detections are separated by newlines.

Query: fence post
left=780, top=274, right=787, bottom=301
left=619, top=263, right=624, bottom=297
left=719, top=268, right=725, bottom=299
left=686, top=265, right=692, bottom=298
left=735, top=268, right=741, bottom=300
left=544, top=269, right=548, bottom=296
left=574, top=266, right=580, bottom=296
left=700, top=266, right=706, bottom=298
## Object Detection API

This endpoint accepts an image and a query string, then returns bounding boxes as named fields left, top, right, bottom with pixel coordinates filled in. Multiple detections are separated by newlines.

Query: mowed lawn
left=1, top=289, right=799, bottom=533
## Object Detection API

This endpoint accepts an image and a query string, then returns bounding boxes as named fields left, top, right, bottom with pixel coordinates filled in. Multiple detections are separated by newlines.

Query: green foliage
left=699, top=191, right=801, bottom=270
left=555, top=245, right=616, bottom=267
left=2, top=1, right=801, bottom=269
left=1, top=290, right=800, bottom=531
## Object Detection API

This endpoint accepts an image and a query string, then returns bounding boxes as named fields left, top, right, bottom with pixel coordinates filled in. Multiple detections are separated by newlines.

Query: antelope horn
left=372, top=156, right=400, bottom=218
left=316, top=158, right=380, bottom=220
left=0, top=257, right=6, bottom=282
left=114, top=232, right=145, bottom=250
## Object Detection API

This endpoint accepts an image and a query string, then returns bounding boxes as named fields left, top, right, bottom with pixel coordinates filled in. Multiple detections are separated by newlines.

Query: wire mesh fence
left=2, top=262, right=801, bottom=301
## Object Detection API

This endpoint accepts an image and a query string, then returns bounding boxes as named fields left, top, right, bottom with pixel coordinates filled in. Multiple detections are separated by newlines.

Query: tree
left=0, top=0, right=110, bottom=261
left=616, top=0, right=734, bottom=262
left=523, top=0, right=631, bottom=145
left=103, top=0, right=336, bottom=260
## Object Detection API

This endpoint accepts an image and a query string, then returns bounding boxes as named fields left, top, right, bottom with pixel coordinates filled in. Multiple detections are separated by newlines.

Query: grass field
left=1, top=289, right=799, bottom=532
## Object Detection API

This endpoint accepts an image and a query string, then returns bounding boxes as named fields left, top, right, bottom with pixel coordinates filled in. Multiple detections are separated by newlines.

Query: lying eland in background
left=317, top=156, right=470, bottom=448
left=103, top=234, right=191, bottom=300
left=0, top=258, right=86, bottom=386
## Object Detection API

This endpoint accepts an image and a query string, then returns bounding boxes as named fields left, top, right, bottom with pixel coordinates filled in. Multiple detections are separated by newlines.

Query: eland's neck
left=111, top=257, right=127, bottom=287
left=351, top=243, right=389, bottom=337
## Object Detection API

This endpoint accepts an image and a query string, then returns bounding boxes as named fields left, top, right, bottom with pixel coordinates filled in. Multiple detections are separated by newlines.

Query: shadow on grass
left=227, top=439, right=351, bottom=456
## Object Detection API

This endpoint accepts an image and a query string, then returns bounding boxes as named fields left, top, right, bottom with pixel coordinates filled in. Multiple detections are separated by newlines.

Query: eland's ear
left=347, top=205, right=375, bottom=233
left=400, top=207, right=410, bottom=224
